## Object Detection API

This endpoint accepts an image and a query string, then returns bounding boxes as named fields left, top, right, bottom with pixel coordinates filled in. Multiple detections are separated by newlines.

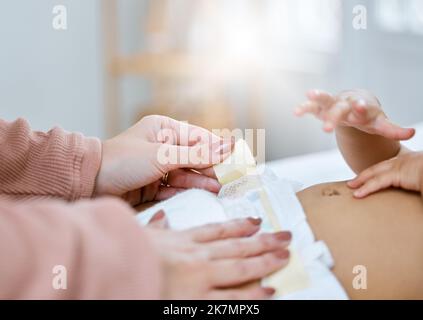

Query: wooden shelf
left=101, top=0, right=260, bottom=136
left=112, top=53, right=207, bottom=78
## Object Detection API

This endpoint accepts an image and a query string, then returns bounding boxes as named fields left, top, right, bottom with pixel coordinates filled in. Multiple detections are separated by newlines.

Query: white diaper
left=137, top=171, right=348, bottom=300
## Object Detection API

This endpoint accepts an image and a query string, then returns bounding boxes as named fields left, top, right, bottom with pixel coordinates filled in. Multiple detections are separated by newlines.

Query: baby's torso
left=298, top=181, right=423, bottom=299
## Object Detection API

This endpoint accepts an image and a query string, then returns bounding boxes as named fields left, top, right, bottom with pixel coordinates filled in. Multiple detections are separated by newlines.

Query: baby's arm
left=335, top=90, right=413, bottom=173
left=295, top=89, right=415, bottom=174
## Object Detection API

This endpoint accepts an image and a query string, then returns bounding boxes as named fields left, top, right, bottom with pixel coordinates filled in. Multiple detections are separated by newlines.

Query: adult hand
left=95, top=116, right=233, bottom=204
left=146, top=211, right=292, bottom=300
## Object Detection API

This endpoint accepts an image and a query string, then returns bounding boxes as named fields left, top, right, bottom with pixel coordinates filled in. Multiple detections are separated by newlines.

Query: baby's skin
left=298, top=181, right=423, bottom=299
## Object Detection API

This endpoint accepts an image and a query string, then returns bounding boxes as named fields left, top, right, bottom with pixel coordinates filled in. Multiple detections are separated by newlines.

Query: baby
left=295, top=88, right=421, bottom=198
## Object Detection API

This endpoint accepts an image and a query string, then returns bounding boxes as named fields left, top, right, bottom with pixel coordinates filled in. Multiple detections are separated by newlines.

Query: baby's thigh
left=298, top=182, right=423, bottom=299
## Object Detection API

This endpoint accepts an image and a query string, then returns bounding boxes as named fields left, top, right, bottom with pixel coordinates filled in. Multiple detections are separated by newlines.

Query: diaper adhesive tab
left=214, top=139, right=310, bottom=297
left=214, top=139, right=257, bottom=185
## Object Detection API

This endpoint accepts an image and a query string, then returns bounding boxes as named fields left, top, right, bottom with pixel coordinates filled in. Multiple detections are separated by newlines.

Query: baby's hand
left=295, top=89, right=415, bottom=141
left=348, top=151, right=423, bottom=198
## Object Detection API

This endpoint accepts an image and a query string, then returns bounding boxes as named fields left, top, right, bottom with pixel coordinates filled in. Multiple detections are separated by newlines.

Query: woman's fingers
left=141, top=180, right=162, bottom=203
left=196, top=167, right=218, bottom=179
left=153, top=168, right=222, bottom=201
left=121, top=189, right=143, bottom=206
left=207, top=285, right=275, bottom=300
left=187, top=218, right=262, bottom=243
left=206, top=231, right=292, bottom=260
left=167, top=169, right=221, bottom=193
left=159, top=116, right=222, bottom=146
left=162, top=137, right=234, bottom=171
left=154, top=186, right=185, bottom=201
left=209, top=250, right=290, bottom=287
left=147, top=210, right=170, bottom=229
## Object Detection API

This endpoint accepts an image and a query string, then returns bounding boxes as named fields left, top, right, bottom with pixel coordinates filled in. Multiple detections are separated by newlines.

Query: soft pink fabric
left=0, top=118, right=100, bottom=200
left=0, top=118, right=162, bottom=299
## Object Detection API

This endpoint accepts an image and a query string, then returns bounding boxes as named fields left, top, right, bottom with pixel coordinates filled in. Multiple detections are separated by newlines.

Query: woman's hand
left=295, top=89, right=415, bottom=140
left=95, top=116, right=233, bottom=204
left=146, top=211, right=292, bottom=300
left=348, top=151, right=423, bottom=198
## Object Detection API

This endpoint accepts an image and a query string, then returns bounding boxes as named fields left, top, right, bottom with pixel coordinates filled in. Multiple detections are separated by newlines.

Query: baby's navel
left=321, top=188, right=341, bottom=197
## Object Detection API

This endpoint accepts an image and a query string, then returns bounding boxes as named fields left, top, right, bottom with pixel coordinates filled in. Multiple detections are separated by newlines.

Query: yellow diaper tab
left=214, top=139, right=257, bottom=185
left=214, top=139, right=310, bottom=297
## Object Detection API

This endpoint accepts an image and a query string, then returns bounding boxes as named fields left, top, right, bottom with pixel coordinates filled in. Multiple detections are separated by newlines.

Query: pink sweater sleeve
left=0, top=118, right=101, bottom=200
left=0, top=118, right=163, bottom=299
left=0, top=198, right=162, bottom=299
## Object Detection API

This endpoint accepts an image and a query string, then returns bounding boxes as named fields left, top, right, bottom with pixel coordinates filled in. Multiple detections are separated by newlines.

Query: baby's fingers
left=348, top=160, right=393, bottom=188
left=373, top=115, right=416, bottom=141
left=294, top=101, right=320, bottom=117
left=295, top=90, right=336, bottom=117
left=349, top=99, right=415, bottom=140
left=323, top=101, right=351, bottom=132
left=347, top=99, right=371, bottom=124
left=352, top=173, right=395, bottom=198
left=306, top=90, right=336, bottom=108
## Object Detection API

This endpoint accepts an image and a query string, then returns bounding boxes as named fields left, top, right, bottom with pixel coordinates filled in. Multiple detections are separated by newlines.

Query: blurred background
left=1, top=0, right=422, bottom=161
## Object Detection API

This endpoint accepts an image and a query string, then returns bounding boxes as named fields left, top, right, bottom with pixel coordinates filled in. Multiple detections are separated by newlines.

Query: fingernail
left=324, top=122, right=334, bottom=131
left=274, top=249, right=290, bottom=259
left=354, top=190, right=363, bottom=198
left=247, top=217, right=262, bottom=225
left=216, top=143, right=231, bottom=154
left=294, top=107, right=302, bottom=116
left=151, top=210, right=165, bottom=221
left=213, top=138, right=233, bottom=155
left=406, top=128, right=416, bottom=138
left=348, top=180, right=359, bottom=188
left=210, top=180, right=222, bottom=193
left=263, top=287, right=276, bottom=296
left=357, top=99, right=367, bottom=107
left=275, top=231, right=292, bottom=241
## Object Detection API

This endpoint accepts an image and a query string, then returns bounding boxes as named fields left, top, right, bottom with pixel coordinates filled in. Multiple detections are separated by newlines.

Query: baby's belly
left=297, top=182, right=423, bottom=299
